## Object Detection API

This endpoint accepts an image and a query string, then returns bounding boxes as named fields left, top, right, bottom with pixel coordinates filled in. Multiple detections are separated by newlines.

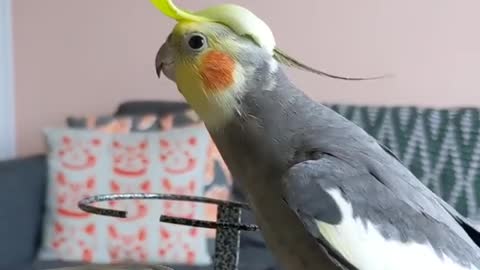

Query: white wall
left=12, top=0, right=480, bottom=156
left=0, top=0, right=15, bottom=160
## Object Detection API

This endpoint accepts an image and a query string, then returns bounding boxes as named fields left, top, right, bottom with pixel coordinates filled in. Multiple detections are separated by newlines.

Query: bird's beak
left=155, top=43, right=166, bottom=78
left=156, top=62, right=163, bottom=78
left=155, top=42, right=176, bottom=81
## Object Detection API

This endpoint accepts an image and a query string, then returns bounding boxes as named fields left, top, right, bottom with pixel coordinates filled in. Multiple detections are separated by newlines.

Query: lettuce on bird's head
left=150, top=0, right=276, bottom=54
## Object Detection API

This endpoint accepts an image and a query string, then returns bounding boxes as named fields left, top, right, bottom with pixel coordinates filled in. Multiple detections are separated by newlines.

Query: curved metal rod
left=78, top=193, right=258, bottom=231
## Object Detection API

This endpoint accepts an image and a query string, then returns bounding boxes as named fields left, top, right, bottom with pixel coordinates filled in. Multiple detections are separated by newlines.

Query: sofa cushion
left=37, top=126, right=212, bottom=266
left=0, top=155, right=47, bottom=268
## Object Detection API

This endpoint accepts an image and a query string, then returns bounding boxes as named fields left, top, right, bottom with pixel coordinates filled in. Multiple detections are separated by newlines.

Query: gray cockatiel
left=150, top=0, right=480, bottom=269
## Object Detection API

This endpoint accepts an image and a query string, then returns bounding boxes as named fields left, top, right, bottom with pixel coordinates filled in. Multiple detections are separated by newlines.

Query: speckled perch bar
left=78, top=193, right=259, bottom=270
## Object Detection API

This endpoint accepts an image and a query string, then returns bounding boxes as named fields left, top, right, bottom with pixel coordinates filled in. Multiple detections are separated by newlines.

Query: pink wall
left=13, top=0, right=480, bottom=157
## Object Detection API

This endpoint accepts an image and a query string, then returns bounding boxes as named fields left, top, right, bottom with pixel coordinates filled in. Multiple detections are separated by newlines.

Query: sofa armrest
left=0, top=155, right=48, bottom=268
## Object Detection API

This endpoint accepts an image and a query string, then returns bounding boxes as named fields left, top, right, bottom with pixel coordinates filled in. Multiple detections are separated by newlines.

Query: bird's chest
left=245, top=178, right=327, bottom=270
left=210, top=132, right=326, bottom=270
left=224, top=159, right=325, bottom=269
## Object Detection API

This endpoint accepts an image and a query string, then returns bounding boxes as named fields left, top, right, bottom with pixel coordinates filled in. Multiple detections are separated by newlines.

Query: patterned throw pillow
left=66, top=111, right=232, bottom=239
left=38, top=126, right=212, bottom=265
left=328, top=104, right=480, bottom=221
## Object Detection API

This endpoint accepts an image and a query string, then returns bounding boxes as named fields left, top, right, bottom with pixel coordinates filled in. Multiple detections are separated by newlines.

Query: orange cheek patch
left=200, top=51, right=235, bottom=93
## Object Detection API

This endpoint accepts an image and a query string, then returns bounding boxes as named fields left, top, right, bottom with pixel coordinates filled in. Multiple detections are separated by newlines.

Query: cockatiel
left=151, top=1, right=480, bottom=269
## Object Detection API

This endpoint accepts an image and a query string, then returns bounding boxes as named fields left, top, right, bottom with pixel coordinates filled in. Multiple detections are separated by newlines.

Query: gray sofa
left=0, top=101, right=279, bottom=270
left=3, top=100, right=480, bottom=270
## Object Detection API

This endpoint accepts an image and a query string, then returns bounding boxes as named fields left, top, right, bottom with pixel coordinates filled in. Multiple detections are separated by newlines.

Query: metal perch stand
left=78, top=193, right=259, bottom=270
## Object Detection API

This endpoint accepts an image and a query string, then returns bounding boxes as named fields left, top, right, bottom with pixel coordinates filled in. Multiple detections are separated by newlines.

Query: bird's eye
left=187, top=34, right=207, bottom=51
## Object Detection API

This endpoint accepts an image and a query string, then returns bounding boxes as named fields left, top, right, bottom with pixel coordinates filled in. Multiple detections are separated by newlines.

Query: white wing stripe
left=316, top=189, right=476, bottom=270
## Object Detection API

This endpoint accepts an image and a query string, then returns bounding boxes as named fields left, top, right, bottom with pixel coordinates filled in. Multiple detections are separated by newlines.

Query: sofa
left=2, top=100, right=480, bottom=270
left=0, top=100, right=279, bottom=270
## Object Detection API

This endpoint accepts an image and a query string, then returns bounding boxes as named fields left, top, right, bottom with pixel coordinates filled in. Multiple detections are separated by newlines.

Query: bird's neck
left=185, top=88, right=243, bottom=131
left=182, top=58, right=281, bottom=131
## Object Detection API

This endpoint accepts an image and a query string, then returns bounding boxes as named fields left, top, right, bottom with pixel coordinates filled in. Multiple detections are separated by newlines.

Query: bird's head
left=152, top=0, right=385, bottom=128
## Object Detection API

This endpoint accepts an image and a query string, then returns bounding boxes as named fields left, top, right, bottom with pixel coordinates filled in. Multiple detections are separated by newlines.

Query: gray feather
left=273, top=47, right=391, bottom=81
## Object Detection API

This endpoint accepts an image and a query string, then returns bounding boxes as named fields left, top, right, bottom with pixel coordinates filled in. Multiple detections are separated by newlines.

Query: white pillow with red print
left=38, top=125, right=212, bottom=266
